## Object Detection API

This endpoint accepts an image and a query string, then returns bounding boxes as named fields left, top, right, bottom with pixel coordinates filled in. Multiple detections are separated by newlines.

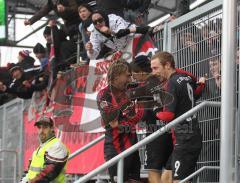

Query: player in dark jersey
left=97, top=59, right=144, bottom=183
left=130, top=55, right=173, bottom=183
left=151, top=51, right=206, bottom=182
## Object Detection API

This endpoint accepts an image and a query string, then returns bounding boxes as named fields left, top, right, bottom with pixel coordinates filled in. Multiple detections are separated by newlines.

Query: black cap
left=33, top=43, right=46, bottom=54
left=34, top=117, right=54, bottom=127
left=130, top=55, right=151, bottom=73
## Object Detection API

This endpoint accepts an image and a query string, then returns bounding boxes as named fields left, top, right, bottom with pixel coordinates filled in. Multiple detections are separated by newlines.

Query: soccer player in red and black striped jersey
left=97, top=59, right=144, bottom=182
left=151, top=51, right=206, bottom=183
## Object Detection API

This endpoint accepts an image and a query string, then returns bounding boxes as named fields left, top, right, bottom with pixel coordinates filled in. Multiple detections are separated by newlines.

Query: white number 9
left=174, top=160, right=181, bottom=177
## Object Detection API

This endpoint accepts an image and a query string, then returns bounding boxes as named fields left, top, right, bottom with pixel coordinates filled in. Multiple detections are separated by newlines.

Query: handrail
left=179, top=166, right=220, bottom=183
left=68, top=134, right=105, bottom=161
left=74, top=101, right=221, bottom=183
left=0, top=150, right=18, bottom=183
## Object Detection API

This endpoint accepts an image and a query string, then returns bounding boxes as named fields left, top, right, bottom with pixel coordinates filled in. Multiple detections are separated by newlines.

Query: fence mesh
left=169, top=6, right=223, bottom=182
left=0, top=99, right=24, bottom=182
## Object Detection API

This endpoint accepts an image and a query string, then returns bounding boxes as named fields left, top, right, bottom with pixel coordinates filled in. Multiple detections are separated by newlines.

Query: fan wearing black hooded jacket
left=0, top=64, right=49, bottom=100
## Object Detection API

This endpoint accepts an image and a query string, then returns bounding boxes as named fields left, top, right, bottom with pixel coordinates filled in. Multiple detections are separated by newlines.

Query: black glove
left=115, top=29, right=130, bottom=38
left=136, top=26, right=153, bottom=35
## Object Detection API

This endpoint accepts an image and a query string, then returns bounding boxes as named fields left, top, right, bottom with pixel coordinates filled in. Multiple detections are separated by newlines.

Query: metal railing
left=0, top=98, right=24, bottom=182
left=74, top=101, right=221, bottom=183
left=166, top=0, right=225, bottom=181
left=179, top=166, right=220, bottom=183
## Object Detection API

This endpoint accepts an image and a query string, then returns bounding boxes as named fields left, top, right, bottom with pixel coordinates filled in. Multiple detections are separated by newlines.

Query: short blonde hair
left=151, top=51, right=175, bottom=68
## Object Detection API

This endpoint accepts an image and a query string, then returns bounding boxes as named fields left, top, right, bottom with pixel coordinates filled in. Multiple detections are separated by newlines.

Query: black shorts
left=105, top=151, right=141, bottom=182
left=172, top=134, right=202, bottom=180
left=145, top=132, right=173, bottom=171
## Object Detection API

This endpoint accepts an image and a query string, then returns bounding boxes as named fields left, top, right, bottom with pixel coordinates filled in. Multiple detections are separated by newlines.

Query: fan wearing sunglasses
left=85, top=10, right=152, bottom=60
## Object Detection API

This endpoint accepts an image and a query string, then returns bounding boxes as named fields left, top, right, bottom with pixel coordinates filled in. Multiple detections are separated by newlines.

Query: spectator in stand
left=200, top=24, right=209, bottom=41
left=33, top=43, right=48, bottom=62
left=0, top=67, right=49, bottom=99
left=208, top=55, right=221, bottom=97
left=0, top=65, right=12, bottom=86
left=0, top=48, right=49, bottom=100
left=123, top=0, right=151, bottom=25
left=43, top=21, right=77, bottom=75
left=151, top=52, right=205, bottom=182
left=0, top=66, right=15, bottom=105
left=130, top=55, right=173, bottom=183
left=0, top=66, right=33, bottom=99
left=14, top=50, right=35, bottom=71
left=78, top=4, right=94, bottom=60
left=97, top=59, right=144, bottom=182
left=14, top=50, right=38, bottom=81
left=207, top=19, right=222, bottom=55
left=177, top=25, right=210, bottom=77
left=85, top=10, right=152, bottom=59
left=24, top=0, right=80, bottom=40
left=18, top=50, right=33, bottom=64
left=20, top=117, right=69, bottom=183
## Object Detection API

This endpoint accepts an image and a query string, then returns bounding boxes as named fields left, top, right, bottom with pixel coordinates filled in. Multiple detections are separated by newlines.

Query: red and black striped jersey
left=97, top=85, right=144, bottom=156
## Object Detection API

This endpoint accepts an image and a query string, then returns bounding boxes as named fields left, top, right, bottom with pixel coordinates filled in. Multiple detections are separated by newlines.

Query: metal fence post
left=19, top=99, right=24, bottom=179
left=238, top=46, right=240, bottom=183
left=220, top=0, right=237, bottom=182
left=76, top=34, right=81, bottom=64
left=163, top=22, right=168, bottom=51
left=117, top=158, right=124, bottom=183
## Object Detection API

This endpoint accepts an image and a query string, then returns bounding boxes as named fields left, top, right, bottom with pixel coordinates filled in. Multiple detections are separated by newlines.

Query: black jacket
left=6, top=67, right=49, bottom=99
left=29, top=0, right=80, bottom=36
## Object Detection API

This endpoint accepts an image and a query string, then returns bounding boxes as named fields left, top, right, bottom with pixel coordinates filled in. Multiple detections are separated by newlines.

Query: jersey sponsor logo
left=176, top=76, right=192, bottom=84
